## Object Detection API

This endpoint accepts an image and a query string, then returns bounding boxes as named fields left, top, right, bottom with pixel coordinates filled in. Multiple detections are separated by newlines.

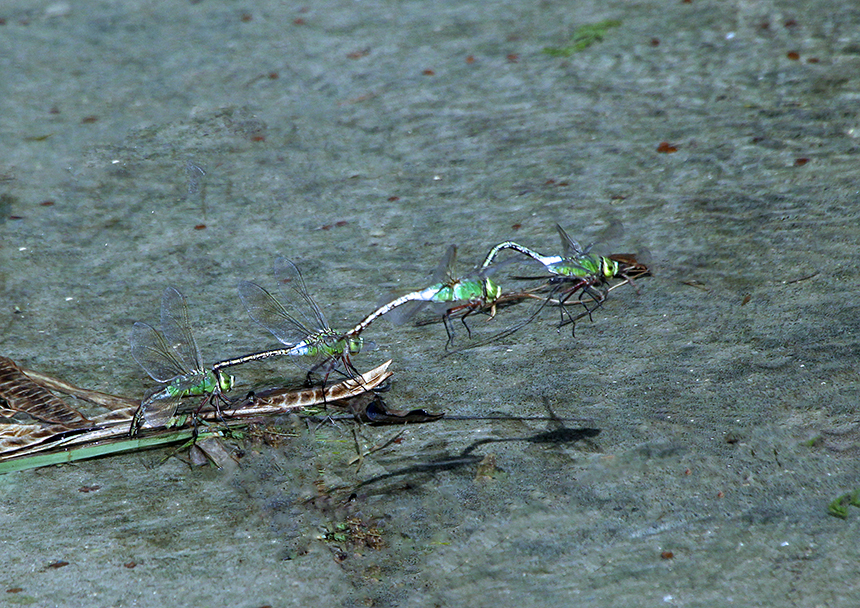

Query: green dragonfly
left=346, top=245, right=503, bottom=350
left=130, top=287, right=235, bottom=435
left=481, top=224, right=646, bottom=328
left=212, top=258, right=364, bottom=385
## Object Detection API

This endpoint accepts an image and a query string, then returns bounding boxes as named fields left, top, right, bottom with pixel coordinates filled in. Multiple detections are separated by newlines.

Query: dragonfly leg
left=305, top=357, right=333, bottom=387
left=200, top=389, right=231, bottom=429
left=548, top=277, right=588, bottom=329
left=550, top=279, right=593, bottom=333
left=304, top=369, right=316, bottom=387
left=341, top=353, right=364, bottom=382
left=459, top=309, right=474, bottom=340
left=441, top=301, right=482, bottom=350
left=441, top=311, right=457, bottom=351
left=558, top=284, right=607, bottom=334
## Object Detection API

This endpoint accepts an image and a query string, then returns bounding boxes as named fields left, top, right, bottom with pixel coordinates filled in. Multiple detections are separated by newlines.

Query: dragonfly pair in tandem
left=129, top=226, right=649, bottom=430
left=130, top=248, right=506, bottom=430
left=130, top=261, right=368, bottom=434
left=364, top=224, right=649, bottom=351
left=479, top=223, right=649, bottom=331
left=129, top=287, right=234, bottom=435
left=214, top=248, right=502, bottom=376
left=349, top=224, right=643, bottom=352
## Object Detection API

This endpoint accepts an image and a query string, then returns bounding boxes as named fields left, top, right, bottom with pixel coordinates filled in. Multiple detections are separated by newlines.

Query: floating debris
left=0, top=359, right=395, bottom=473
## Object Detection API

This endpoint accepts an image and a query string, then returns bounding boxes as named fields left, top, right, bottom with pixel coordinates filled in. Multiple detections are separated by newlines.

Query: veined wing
left=238, top=280, right=314, bottom=346
left=159, top=286, right=205, bottom=375
left=132, top=380, right=210, bottom=432
left=557, top=221, right=624, bottom=260
left=431, top=244, right=458, bottom=285
left=130, top=321, right=192, bottom=383
left=386, top=245, right=458, bottom=325
left=556, top=224, right=592, bottom=258
left=273, top=258, right=330, bottom=333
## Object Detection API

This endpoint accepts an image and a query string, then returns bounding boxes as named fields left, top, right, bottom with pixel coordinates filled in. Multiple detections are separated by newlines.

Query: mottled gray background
left=2, top=0, right=859, bottom=606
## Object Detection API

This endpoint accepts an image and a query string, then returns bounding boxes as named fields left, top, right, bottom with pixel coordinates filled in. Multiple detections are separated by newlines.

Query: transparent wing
left=556, top=224, right=589, bottom=257
left=599, top=219, right=625, bottom=245
left=132, top=390, right=180, bottom=431
left=238, top=280, right=310, bottom=345
left=433, top=244, right=458, bottom=284
left=130, top=321, right=190, bottom=383
left=386, top=245, right=457, bottom=325
left=132, top=382, right=211, bottom=432
left=558, top=220, right=625, bottom=257
left=272, top=258, right=329, bottom=333
left=159, top=286, right=204, bottom=374
left=385, top=298, right=431, bottom=326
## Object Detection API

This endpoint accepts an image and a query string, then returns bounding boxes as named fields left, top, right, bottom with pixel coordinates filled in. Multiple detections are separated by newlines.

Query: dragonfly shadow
left=354, top=406, right=601, bottom=493
left=460, top=425, right=601, bottom=456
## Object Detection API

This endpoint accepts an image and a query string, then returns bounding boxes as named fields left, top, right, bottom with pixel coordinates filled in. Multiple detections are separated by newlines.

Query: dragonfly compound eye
left=603, top=258, right=621, bottom=278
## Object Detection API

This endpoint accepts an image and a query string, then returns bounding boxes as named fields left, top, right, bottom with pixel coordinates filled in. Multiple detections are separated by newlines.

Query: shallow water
left=2, top=0, right=860, bottom=606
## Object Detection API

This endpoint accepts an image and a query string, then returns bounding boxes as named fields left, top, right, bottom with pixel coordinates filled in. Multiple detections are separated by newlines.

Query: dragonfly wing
left=273, top=258, right=330, bottom=333
left=130, top=321, right=189, bottom=383
left=238, top=280, right=309, bottom=345
left=600, top=219, right=625, bottom=245
left=555, top=224, right=588, bottom=258
left=132, top=371, right=212, bottom=431
left=133, top=389, right=180, bottom=430
left=433, top=245, right=458, bottom=284
left=385, top=298, right=432, bottom=325
left=386, top=245, right=457, bottom=325
left=159, top=286, right=204, bottom=374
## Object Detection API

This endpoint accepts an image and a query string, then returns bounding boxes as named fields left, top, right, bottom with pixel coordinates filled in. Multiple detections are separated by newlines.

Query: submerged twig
left=0, top=360, right=394, bottom=471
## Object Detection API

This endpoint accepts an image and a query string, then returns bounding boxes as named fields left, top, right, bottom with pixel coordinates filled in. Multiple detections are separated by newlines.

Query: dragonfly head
left=600, top=256, right=622, bottom=279
left=346, top=335, right=364, bottom=354
left=484, top=277, right=503, bottom=303
left=216, top=370, right=235, bottom=392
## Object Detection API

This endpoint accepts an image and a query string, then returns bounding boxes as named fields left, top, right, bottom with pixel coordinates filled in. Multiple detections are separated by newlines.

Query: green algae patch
left=543, top=20, right=623, bottom=57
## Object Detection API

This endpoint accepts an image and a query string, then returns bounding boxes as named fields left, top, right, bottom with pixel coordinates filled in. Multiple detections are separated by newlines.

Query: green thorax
left=304, top=330, right=363, bottom=358
left=430, top=276, right=501, bottom=304
left=167, top=370, right=234, bottom=398
left=548, top=254, right=620, bottom=279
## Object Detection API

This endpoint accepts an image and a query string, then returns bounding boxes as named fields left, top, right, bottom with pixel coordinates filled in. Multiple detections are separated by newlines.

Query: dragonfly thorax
left=197, top=370, right=234, bottom=394
left=442, top=277, right=499, bottom=304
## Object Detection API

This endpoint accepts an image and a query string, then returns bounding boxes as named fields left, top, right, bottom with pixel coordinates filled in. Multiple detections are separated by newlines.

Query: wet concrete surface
left=2, top=0, right=860, bottom=606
